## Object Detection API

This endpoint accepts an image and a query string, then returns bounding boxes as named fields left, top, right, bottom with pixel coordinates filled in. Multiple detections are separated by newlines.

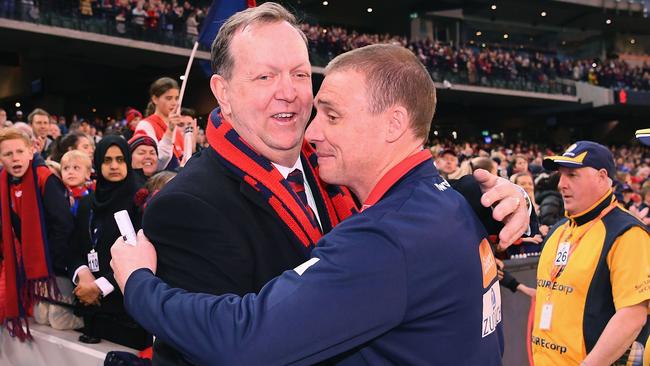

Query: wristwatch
left=514, top=185, right=532, bottom=214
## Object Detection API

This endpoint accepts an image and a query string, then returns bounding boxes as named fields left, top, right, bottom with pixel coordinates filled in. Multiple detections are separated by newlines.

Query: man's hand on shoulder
left=473, top=169, right=531, bottom=251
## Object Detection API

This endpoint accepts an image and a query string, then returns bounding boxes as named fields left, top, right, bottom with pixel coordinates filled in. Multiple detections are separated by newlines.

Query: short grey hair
left=325, top=44, right=437, bottom=141
left=211, top=2, right=307, bottom=80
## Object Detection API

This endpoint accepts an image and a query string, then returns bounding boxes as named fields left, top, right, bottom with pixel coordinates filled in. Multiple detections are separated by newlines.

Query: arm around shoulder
left=123, top=221, right=408, bottom=365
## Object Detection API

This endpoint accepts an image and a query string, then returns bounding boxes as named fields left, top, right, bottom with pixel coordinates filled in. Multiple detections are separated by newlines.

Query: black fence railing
left=429, top=70, right=577, bottom=96
left=309, top=46, right=577, bottom=96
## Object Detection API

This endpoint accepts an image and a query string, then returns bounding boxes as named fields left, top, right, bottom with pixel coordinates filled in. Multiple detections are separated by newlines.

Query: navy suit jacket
left=129, top=160, right=504, bottom=365
left=142, top=147, right=336, bottom=365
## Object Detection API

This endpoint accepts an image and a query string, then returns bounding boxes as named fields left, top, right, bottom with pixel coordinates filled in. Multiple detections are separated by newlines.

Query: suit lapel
left=238, top=182, right=276, bottom=218
left=211, top=148, right=317, bottom=255
left=233, top=171, right=310, bottom=257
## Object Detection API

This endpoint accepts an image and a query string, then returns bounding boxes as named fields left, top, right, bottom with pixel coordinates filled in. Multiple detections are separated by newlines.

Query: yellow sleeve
left=607, top=226, right=650, bottom=310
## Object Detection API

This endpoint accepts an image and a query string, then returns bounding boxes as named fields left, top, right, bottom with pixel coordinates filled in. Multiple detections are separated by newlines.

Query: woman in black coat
left=67, top=135, right=151, bottom=350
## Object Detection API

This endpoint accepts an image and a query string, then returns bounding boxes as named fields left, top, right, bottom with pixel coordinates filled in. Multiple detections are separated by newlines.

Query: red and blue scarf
left=1, top=160, right=57, bottom=341
left=68, top=182, right=94, bottom=216
left=205, top=109, right=357, bottom=250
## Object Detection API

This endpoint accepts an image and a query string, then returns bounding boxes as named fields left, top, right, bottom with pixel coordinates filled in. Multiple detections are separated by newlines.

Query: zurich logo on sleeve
left=482, top=282, right=502, bottom=338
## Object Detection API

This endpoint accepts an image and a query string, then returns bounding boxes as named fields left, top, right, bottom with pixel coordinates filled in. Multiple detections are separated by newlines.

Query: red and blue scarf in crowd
left=0, top=160, right=57, bottom=341
left=68, top=181, right=94, bottom=217
left=205, top=108, right=358, bottom=250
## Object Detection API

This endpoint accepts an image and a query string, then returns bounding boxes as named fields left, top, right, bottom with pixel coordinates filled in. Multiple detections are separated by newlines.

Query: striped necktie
left=287, top=169, right=319, bottom=229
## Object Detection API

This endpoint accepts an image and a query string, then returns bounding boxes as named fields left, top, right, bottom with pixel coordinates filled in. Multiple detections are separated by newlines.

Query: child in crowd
left=135, top=77, right=180, bottom=171
left=61, top=150, right=94, bottom=216
left=134, top=170, right=177, bottom=214
left=0, top=128, right=77, bottom=336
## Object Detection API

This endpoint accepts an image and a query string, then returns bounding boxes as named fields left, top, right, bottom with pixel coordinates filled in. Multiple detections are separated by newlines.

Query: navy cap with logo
left=542, top=141, right=616, bottom=179
left=636, top=128, right=650, bottom=146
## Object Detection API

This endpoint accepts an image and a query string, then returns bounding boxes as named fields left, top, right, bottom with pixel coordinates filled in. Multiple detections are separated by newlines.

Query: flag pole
left=177, top=41, right=200, bottom=166
left=178, top=41, right=200, bottom=111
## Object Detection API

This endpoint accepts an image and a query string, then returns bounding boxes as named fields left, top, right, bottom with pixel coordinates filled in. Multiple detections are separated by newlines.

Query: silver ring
left=512, top=196, right=521, bottom=207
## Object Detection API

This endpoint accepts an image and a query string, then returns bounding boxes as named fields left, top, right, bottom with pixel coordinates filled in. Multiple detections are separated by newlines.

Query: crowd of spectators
left=2, top=105, right=648, bottom=229
left=303, top=23, right=650, bottom=92
left=2, top=2, right=649, bottom=92
left=0, top=101, right=205, bottom=359
left=6, top=100, right=648, bottom=236
left=0, top=0, right=210, bottom=45
left=429, top=139, right=650, bottom=229
left=570, top=58, right=650, bottom=90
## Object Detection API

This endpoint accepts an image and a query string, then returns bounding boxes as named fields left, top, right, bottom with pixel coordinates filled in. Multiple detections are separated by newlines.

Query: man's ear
left=210, top=75, right=232, bottom=116
left=386, top=105, right=409, bottom=143
left=599, top=168, right=611, bottom=183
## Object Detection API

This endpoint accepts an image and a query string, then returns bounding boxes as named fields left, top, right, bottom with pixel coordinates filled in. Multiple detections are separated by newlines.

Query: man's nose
left=305, top=115, right=324, bottom=143
left=275, top=74, right=298, bottom=102
left=557, top=174, right=567, bottom=189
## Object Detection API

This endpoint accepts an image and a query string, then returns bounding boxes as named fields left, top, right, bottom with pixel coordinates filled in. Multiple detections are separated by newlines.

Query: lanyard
left=546, top=201, right=617, bottom=299
left=361, top=150, right=432, bottom=211
left=88, top=209, right=100, bottom=250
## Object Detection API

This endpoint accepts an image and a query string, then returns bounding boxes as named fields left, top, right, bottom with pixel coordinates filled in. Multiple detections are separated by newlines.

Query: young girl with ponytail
left=134, top=77, right=184, bottom=171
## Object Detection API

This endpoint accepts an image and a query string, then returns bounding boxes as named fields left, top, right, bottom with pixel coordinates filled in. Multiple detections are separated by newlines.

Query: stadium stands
left=0, top=1, right=649, bottom=364
left=2, top=1, right=648, bottom=95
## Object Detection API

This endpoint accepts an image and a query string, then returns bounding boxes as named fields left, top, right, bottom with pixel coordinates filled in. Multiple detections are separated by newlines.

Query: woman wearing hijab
left=67, top=135, right=151, bottom=350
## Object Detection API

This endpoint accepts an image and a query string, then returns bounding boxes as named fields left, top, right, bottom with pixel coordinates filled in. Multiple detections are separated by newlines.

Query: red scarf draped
left=143, top=114, right=185, bottom=159
left=69, top=185, right=89, bottom=199
left=1, top=162, right=57, bottom=341
left=206, top=110, right=357, bottom=249
left=144, top=114, right=166, bottom=141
